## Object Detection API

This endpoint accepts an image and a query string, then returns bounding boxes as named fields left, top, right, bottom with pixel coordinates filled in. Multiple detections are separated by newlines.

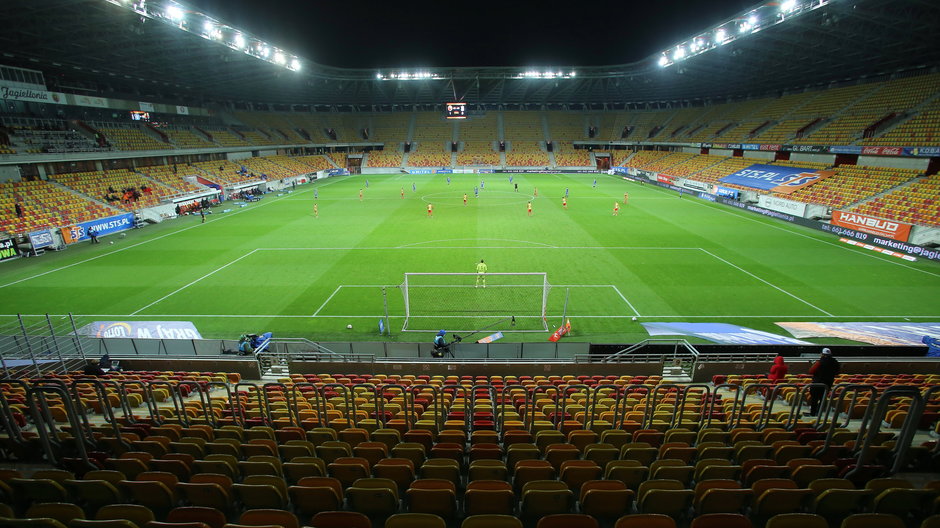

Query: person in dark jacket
left=808, top=348, right=840, bottom=416
left=82, top=360, right=105, bottom=377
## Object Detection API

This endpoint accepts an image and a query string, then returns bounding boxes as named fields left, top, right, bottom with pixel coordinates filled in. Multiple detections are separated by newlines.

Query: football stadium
left=0, top=0, right=939, bottom=526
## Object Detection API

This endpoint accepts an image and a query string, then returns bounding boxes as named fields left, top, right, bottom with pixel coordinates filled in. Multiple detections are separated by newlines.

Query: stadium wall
left=857, top=155, right=930, bottom=171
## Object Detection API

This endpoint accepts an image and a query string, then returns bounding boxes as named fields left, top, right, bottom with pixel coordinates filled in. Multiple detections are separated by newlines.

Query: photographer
left=432, top=330, right=449, bottom=358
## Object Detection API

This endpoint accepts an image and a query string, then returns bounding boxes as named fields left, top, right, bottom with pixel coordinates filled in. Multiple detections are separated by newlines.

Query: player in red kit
left=527, top=201, right=533, bottom=216
left=427, top=203, right=433, bottom=217
left=613, top=202, right=620, bottom=216
left=463, top=193, right=468, bottom=205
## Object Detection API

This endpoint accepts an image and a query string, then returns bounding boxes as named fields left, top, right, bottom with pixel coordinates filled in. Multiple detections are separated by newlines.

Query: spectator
left=808, top=348, right=840, bottom=416
left=768, top=354, right=788, bottom=383
left=82, top=359, right=105, bottom=377
left=14, top=202, right=23, bottom=218
left=88, top=227, right=99, bottom=244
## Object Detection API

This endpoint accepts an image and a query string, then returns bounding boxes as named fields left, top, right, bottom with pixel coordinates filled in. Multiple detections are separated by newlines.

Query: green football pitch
left=1, top=172, right=938, bottom=344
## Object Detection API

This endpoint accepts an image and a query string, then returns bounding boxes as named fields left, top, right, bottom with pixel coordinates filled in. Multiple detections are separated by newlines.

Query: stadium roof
left=0, top=0, right=938, bottom=108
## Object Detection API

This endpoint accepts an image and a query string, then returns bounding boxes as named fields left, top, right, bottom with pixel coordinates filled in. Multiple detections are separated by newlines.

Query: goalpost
left=401, top=272, right=550, bottom=333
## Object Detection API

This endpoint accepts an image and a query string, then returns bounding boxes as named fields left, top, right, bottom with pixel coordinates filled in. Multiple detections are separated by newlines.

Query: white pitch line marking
left=699, top=248, right=834, bottom=317
left=648, top=183, right=940, bottom=278
left=311, top=285, right=343, bottom=317
left=611, top=285, right=641, bottom=316
left=130, top=249, right=259, bottom=315
left=0, top=176, right=351, bottom=290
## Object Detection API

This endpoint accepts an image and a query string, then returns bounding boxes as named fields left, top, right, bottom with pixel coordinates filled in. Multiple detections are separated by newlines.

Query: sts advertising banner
left=642, top=322, right=811, bottom=345
left=777, top=322, right=940, bottom=347
left=719, top=164, right=834, bottom=194
left=77, top=321, right=203, bottom=339
left=60, top=213, right=134, bottom=244
left=831, top=211, right=912, bottom=242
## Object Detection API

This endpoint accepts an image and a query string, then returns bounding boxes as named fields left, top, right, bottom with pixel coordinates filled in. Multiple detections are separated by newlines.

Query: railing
left=0, top=375, right=935, bottom=479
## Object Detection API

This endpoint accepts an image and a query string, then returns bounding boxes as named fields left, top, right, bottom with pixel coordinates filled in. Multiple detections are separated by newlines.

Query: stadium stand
left=202, top=128, right=252, bottom=147
left=780, top=165, right=920, bottom=209
left=0, top=180, right=114, bottom=233
left=457, top=142, right=499, bottom=166
left=865, top=98, right=940, bottom=147
left=617, top=150, right=670, bottom=168
left=684, top=157, right=755, bottom=185
left=190, top=160, right=260, bottom=185
left=850, top=172, right=940, bottom=227
left=410, top=113, right=453, bottom=167
left=52, top=168, right=176, bottom=211
left=505, top=141, right=549, bottom=167
left=134, top=165, right=206, bottom=195
left=95, top=124, right=173, bottom=151
left=0, top=367, right=937, bottom=528
left=552, top=142, right=593, bottom=167
left=163, top=127, right=214, bottom=149
left=367, top=148, right=405, bottom=168
left=4, top=120, right=105, bottom=154
left=233, top=111, right=309, bottom=144
left=546, top=112, right=587, bottom=141
left=641, top=152, right=698, bottom=173
left=656, top=154, right=726, bottom=178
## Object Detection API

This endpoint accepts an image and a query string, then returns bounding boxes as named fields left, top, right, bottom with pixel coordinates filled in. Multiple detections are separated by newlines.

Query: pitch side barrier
left=614, top=169, right=940, bottom=263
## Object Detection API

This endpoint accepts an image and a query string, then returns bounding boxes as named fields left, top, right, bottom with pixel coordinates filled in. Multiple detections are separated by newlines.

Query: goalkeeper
left=475, top=259, right=488, bottom=288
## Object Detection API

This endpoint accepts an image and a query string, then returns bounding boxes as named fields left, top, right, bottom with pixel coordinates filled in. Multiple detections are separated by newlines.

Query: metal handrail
left=601, top=339, right=700, bottom=363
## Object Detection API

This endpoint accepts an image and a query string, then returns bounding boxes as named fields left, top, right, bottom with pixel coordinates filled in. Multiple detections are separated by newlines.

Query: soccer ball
left=631, top=316, right=637, bottom=321
left=346, top=324, right=353, bottom=329
left=109, top=241, right=114, bottom=245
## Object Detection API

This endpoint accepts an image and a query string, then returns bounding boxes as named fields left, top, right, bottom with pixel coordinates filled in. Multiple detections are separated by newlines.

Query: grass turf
left=1, top=172, right=937, bottom=344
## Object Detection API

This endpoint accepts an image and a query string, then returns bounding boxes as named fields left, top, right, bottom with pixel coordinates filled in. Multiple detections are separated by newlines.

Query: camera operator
left=432, top=330, right=449, bottom=358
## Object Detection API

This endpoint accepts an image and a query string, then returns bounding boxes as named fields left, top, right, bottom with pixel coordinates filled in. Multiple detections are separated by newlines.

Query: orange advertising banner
left=60, top=225, right=79, bottom=244
left=831, top=211, right=912, bottom=242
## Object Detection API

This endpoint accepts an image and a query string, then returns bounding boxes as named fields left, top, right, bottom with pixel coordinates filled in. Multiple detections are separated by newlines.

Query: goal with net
left=401, top=272, right=550, bottom=333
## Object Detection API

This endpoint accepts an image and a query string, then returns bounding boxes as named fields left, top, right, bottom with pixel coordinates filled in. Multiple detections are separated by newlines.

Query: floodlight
left=749, top=14, right=758, bottom=26
left=376, top=73, right=383, bottom=79
left=658, top=55, right=668, bottom=67
left=716, top=28, right=727, bottom=43
left=260, top=46, right=270, bottom=58
left=274, top=51, right=285, bottom=64
left=781, top=0, right=796, bottom=12
left=673, top=46, right=685, bottom=60
left=165, top=4, right=183, bottom=21
left=569, top=71, right=576, bottom=77
left=290, top=58, right=301, bottom=71
left=203, top=21, right=213, bottom=32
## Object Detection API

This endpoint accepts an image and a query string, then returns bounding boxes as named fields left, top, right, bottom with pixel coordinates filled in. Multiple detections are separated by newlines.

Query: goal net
left=401, top=272, right=550, bottom=333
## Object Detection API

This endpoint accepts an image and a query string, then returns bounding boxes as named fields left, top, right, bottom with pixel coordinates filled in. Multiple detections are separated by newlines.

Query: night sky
left=184, top=0, right=753, bottom=69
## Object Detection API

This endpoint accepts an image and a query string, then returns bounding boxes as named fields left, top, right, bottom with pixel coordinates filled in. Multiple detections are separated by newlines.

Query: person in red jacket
left=768, top=355, right=788, bottom=383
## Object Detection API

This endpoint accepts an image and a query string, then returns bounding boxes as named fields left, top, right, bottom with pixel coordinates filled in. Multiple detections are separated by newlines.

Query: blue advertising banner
left=642, top=322, right=811, bottom=345
left=28, top=230, right=54, bottom=249
left=904, top=147, right=940, bottom=157
left=714, top=187, right=739, bottom=199
left=434, top=169, right=453, bottom=174
left=719, top=164, right=834, bottom=193
left=76, top=321, right=203, bottom=339
left=829, top=145, right=863, bottom=154
left=777, top=322, right=940, bottom=346
left=62, top=213, right=134, bottom=243
left=408, top=169, right=433, bottom=174
left=325, top=169, right=350, bottom=176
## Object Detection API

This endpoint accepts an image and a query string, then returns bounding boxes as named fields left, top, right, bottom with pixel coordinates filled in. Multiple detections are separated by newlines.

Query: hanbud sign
left=831, top=211, right=912, bottom=242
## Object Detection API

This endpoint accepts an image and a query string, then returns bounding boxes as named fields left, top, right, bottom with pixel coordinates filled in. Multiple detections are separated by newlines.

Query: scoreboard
left=445, top=102, right=467, bottom=119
